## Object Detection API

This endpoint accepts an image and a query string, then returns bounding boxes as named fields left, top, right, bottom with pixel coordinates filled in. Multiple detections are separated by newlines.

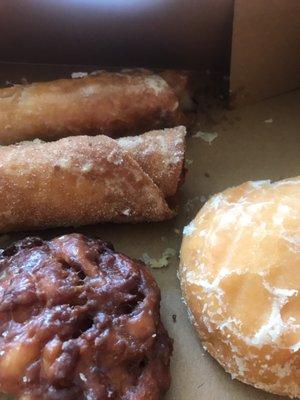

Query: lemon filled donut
left=180, top=177, right=300, bottom=397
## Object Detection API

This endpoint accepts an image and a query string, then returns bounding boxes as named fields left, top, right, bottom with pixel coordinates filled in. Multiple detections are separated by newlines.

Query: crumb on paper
left=142, top=248, right=176, bottom=269
left=193, top=131, right=218, bottom=145
left=172, top=314, right=177, bottom=323
left=71, top=72, right=88, bottom=79
left=264, top=118, right=273, bottom=123
left=185, top=159, right=193, bottom=165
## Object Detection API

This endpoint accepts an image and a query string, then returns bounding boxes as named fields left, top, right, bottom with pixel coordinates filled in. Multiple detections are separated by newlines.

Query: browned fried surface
left=0, top=127, right=185, bottom=233
left=0, top=234, right=172, bottom=400
left=117, top=126, right=186, bottom=198
left=0, top=71, right=182, bottom=145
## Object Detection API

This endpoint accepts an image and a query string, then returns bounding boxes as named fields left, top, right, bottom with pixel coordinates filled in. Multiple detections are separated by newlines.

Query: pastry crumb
left=193, top=131, right=218, bottom=145
left=142, top=248, right=176, bottom=269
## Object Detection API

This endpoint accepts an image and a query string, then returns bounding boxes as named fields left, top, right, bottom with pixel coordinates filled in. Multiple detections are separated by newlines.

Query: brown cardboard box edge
left=230, top=0, right=300, bottom=105
left=1, top=0, right=299, bottom=105
left=0, top=0, right=233, bottom=73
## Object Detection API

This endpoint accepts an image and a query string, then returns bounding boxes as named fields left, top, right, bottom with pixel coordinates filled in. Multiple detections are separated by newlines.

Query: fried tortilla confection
left=0, top=126, right=186, bottom=233
left=0, top=70, right=184, bottom=145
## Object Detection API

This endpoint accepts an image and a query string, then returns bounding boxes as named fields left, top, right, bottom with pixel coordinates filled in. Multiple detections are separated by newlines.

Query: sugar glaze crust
left=180, top=177, right=300, bottom=397
left=0, top=70, right=181, bottom=145
left=0, top=126, right=186, bottom=233
left=0, top=233, right=172, bottom=400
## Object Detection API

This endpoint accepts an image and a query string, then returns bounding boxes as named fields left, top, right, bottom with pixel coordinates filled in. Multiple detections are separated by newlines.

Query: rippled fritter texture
left=0, top=234, right=172, bottom=400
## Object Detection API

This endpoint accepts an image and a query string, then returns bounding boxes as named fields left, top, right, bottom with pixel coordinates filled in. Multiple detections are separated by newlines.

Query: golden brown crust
left=180, top=177, right=300, bottom=398
left=117, top=126, right=186, bottom=198
left=0, top=71, right=181, bottom=145
left=0, top=127, right=186, bottom=233
left=158, top=70, right=188, bottom=100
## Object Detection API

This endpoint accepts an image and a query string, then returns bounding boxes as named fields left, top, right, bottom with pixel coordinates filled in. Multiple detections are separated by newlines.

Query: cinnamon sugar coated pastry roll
left=0, top=233, right=172, bottom=400
left=0, top=126, right=186, bottom=233
left=0, top=70, right=183, bottom=144
left=117, top=127, right=185, bottom=199
left=179, top=177, right=300, bottom=397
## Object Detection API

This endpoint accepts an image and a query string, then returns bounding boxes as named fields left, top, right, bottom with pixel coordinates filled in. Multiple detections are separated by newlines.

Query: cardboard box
left=230, top=0, right=300, bottom=105
left=0, top=1, right=299, bottom=399
left=0, top=0, right=233, bottom=71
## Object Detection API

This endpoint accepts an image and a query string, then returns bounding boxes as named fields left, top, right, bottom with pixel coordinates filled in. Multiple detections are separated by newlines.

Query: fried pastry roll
left=0, top=126, right=186, bottom=232
left=0, top=70, right=183, bottom=145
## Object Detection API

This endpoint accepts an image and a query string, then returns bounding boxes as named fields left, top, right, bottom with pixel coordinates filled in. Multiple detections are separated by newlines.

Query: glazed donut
left=180, top=177, right=300, bottom=397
